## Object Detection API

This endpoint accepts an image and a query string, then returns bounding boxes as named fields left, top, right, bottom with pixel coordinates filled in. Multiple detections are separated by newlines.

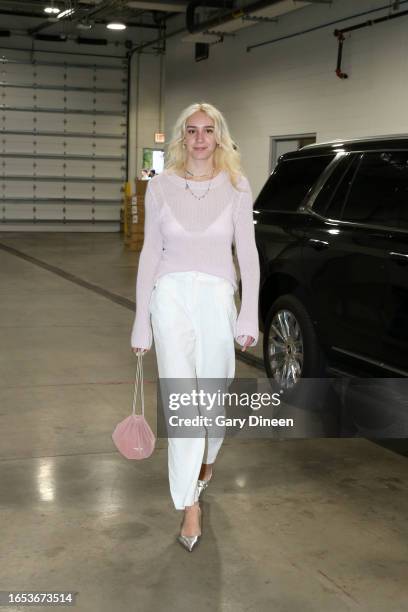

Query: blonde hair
left=164, top=102, right=246, bottom=190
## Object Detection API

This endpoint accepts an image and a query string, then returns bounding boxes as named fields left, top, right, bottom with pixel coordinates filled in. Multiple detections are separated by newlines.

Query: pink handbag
left=112, top=354, right=156, bottom=460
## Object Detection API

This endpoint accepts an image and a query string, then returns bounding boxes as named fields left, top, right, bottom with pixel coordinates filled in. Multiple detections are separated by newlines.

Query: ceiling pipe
left=186, top=0, right=285, bottom=34
left=334, top=5, right=408, bottom=79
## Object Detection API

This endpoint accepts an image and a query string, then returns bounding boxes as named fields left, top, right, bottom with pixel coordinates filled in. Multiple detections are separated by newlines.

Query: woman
left=131, top=102, right=260, bottom=551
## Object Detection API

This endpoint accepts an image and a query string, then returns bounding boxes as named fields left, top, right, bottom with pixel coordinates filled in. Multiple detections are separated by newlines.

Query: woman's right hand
left=132, top=347, right=148, bottom=355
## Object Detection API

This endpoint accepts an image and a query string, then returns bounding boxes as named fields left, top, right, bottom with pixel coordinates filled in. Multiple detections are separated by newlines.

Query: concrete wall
left=128, top=51, right=163, bottom=186
left=162, top=0, right=408, bottom=196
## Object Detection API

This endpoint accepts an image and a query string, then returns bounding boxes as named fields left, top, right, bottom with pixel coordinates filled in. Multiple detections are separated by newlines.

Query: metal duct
left=186, top=0, right=309, bottom=34
left=186, top=0, right=234, bottom=33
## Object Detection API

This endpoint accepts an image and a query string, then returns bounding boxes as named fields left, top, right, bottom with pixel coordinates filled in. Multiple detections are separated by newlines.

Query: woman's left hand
left=237, top=335, right=255, bottom=351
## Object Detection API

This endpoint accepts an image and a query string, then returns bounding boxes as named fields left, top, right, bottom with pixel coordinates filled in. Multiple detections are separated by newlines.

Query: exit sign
left=155, top=132, right=165, bottom=144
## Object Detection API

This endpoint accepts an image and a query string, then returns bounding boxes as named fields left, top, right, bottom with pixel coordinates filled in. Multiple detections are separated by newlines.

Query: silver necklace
left=184, top=166, right=215, bottom=200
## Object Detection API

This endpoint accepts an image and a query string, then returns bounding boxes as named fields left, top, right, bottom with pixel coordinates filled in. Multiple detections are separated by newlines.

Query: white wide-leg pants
left=149, top=271, right=237, bottom=510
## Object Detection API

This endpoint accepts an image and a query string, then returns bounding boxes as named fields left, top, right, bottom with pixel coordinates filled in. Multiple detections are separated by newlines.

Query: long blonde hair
left=165, top=102, right=245, bottom=190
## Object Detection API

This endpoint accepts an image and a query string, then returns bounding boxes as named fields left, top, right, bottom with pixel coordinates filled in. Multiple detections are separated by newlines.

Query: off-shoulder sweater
left=130, top=169, right=260, bottom=350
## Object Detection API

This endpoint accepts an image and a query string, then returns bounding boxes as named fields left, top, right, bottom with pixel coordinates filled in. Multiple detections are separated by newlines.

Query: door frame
left=270, top=133, right=317, bottom=173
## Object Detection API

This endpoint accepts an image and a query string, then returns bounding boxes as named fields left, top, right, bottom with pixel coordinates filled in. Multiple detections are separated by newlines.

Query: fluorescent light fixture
left=57, top=7, right=75, bottom=19
left=107, top=21, right=127, bottom=30
left=44, top=5, right=60, bottom=14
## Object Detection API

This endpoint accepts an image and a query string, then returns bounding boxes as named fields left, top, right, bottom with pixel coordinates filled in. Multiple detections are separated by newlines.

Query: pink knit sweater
left=130, top=169, right=260, bottom=350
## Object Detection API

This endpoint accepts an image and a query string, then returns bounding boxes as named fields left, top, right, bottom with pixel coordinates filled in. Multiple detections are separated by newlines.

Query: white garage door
left=0, top=47, right=127, bottom=231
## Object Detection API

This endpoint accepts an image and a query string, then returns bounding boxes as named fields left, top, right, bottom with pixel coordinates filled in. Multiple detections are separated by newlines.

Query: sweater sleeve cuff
left=235, top=318, right=259, bottom=347
left=131, top=316, right=153, bottom=351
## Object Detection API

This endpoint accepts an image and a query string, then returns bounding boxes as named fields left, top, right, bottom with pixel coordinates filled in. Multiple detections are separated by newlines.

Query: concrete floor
left=0, top=232, right=407, bottom=612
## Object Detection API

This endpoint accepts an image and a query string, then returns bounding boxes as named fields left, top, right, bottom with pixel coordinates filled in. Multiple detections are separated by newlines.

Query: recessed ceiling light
left=44, top=5, right=60, bottom=14
left=107, top=21, right=127, bottom=30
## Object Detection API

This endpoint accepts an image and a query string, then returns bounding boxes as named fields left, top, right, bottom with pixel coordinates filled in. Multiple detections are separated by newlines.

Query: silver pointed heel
left=177, top=534, right=201, bottom=552
left=197, top=472, right=212, bottom=499
left=177, top=505, right=202, bottom=552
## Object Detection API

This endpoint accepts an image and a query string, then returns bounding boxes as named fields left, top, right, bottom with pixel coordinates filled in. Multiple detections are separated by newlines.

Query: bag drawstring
left=132, top=353, right=145, bottom=417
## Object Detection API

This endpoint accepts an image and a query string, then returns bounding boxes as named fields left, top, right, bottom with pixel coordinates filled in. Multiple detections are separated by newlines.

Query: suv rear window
left=254, top=154, right=335, bottom=212
left=341, top=151, right=408, bottom=229
left=314, top=153, right=361, bottom=219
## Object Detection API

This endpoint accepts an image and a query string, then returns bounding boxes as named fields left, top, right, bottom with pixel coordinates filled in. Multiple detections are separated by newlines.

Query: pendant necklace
left=184, top=166, right=215, bottom=201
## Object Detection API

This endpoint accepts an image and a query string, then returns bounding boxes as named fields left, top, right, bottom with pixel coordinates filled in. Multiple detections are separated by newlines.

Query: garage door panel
left=3, top=87, right=34, bottom=106
left=64, top=205, right=91, bottom=221
left=67, top=141, right=99, bottom=156
left=65, top=205, right=119, bottom=221
left=93, top=144, right=125, bottom=158
left=5, top=204, right=34, bottom=220
left=63, top=139, right=94, bottom=155
left=34, top=89, right=67, bottom=109
left=4, top=110, right=36, bottom=131
left=2, top=50, right=126, bottom=228
left=93, top=117, right=125, bottom=136
left=35, top=115, right=68, bottom=132
left=94, top=160, right=124, bottom=178
left=65, top=66, right=99, bottom=86
left=94, top=68, right=125, bottom=89
left=33, top=113, right=66, bottom=132
left=4, top=135, right=35, bottom=153
left=93, top=139, right=124, bottom=157
left=92, top=205, right=119, bottom=221
left=60, top=205, right=88, bottom=221
left=63, top=160, right=94, bottom=177
left=58, top=114, right=97, bottom=133
left=63, top=91, right=97, bottom=111
left=34, top=135, right=66, bottom=150
left=92, top=183, right=120, bottom=199
left=64, top=183, right=93, bottom=199
left=93, top=93, right=125, bottom=113
left=33, top=205, right=62, bottom=221
left=33, top=160, right=65, bottom=176
left=2, top=88, right=74, bottom=108
left=95, top=116, right=125, bottom=134
left=36, top=66, right=66, bottom=87
left=34, top=182, right=64, bottom=198
left=2, top=89, right=98, bottom=109
left=4, top=158, right=42, bottom=175
left=32, top=139, right=65, bottom=155
left=66, top=160, right=124, bottom=179
left=3, top=182, right=34, bottom=197
left=2, top=65, right=33, bottom=84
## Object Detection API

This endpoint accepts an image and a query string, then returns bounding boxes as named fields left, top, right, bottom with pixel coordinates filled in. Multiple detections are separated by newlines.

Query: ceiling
left=0, top=0, right=169, bottom=30
left=0, top=0, right=320, bottom=39
left=0, top=0, right=318, bottom=34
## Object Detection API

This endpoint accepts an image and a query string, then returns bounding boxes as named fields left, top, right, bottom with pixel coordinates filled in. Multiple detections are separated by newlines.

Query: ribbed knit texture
left=130, top=169, right=260, bottom=350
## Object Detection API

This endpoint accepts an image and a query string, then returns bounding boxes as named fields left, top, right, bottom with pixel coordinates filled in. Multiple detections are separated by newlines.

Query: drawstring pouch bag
left=112, top=353, right=156, bottom=460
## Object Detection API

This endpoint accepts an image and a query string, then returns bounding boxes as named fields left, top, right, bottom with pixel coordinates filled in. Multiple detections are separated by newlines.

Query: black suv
left=254, top=136, right=408, bottom=389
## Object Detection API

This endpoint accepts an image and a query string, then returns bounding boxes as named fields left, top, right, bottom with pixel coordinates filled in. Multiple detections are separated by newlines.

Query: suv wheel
left=263, top=294, right=325, bottom=389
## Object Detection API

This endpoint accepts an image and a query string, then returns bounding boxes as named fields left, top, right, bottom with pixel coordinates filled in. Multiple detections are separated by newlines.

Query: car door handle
left=389, top=251, right=408, bottom=264
left=307, top=238, right=329, bottom=250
